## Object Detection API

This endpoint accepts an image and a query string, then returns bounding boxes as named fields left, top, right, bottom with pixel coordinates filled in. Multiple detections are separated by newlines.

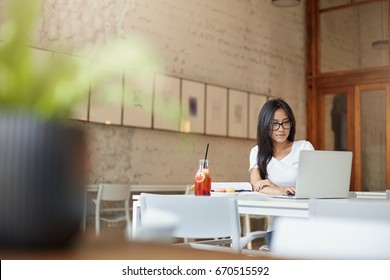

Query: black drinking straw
left=203, top=143, right=209, bottom=168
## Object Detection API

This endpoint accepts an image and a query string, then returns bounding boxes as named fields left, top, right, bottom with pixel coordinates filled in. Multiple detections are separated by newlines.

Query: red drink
left=194, top=159, right=211, bottom=196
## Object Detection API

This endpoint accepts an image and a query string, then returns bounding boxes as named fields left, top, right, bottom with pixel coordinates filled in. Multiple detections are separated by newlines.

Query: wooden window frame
left=306, top=0, right=390, bottom=191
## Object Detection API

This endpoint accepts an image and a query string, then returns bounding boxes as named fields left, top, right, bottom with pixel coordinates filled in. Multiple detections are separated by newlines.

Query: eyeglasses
left=271, top=120, right=292, bottom=131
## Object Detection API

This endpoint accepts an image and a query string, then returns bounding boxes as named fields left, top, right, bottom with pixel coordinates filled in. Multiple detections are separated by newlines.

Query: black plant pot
left=0, top=112, right=86, bottom=248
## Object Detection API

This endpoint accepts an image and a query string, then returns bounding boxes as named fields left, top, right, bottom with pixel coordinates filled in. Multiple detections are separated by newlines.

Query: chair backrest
left=272, top=217, right=390, bottom=259
left=270, top=198, right=390, bottom=259
left=94, top=184, right=131, bottom=237
left=97, top=184, right=131, bottom=202
left=309, top=199, right=390, bottom=221
left=139, top=193, right=241, bottom=251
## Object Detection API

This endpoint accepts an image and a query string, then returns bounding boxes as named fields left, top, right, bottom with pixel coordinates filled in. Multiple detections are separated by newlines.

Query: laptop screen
left=294, top=150, right=353, bottom=199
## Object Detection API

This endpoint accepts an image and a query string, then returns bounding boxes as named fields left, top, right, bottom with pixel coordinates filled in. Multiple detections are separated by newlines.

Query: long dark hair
left=256, top=98, right=296, bottom=179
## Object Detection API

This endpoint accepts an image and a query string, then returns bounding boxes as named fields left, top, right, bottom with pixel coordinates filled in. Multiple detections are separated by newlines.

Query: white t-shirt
left=249, top=140, right=314, bottom=232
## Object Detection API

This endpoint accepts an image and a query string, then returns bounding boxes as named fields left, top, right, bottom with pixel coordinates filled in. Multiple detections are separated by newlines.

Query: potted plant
left=0, top=0, right=160, bottom=247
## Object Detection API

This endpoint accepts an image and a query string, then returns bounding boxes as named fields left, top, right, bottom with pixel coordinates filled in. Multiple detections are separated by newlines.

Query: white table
left=353, top=191, right=387, bottom=199
left=130, top=191, right=390, bottom=238
left=237, top=195, right=310, bottom=218
left=235, top=192, right=389, bottom=219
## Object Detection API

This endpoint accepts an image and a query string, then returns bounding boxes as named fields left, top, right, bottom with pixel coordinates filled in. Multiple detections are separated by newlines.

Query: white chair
left=93, top=184, right=132, bottom=236
left=137, top=193, right=266, bottom=253
left=271, top=199, right=390, bottom=259
left=212, top=182, right=269, bottom=249
left=309, top=198, right=390, bottom=221
left=83, top=184, right=100, bottom=231
left=185, top=182, right=269, bottom=249
left=271, top=217, right=390, bottom=259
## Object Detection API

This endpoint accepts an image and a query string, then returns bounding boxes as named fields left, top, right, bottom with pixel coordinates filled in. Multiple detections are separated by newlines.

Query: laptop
left=270, top=150, right=353, bottom=199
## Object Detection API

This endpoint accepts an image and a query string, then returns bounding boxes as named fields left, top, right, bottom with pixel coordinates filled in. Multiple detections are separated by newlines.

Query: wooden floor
left=0, top=238, right=274, bottom=260
left=0, top=214, right=272, bottom=260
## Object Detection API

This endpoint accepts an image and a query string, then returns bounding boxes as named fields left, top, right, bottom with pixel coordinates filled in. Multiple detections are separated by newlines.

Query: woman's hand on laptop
left=263, top=185, right=295, bottom=196
left=283, top=187, right=295, bottom=196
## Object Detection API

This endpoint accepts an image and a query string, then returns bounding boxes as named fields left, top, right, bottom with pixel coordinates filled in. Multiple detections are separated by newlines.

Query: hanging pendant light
left=372, top=39, right=388, bottom=49
left=372, top=1, right=388, bottom=50
left=271, top=0, right=300, bottom=7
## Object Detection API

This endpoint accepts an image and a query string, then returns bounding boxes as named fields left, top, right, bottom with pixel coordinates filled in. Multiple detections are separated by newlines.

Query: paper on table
left=237, top=191, right=267, bottom=197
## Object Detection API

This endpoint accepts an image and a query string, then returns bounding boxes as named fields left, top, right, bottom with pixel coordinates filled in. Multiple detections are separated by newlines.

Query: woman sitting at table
left=249, top=98, right=314, bottom=248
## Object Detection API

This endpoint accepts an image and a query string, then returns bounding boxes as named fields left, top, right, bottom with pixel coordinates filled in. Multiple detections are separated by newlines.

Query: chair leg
left=125, top=222, right=132, bottom=240
left=95, top=210, right=100, bottom=236
left=82, top=191, right=87, bottom=232
left=243, top=214, right=252, bottom=249
left=265, top=216, right=269, bottom=229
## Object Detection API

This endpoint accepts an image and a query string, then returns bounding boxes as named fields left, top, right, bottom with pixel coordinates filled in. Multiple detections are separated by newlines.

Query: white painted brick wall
left=8, top=0, right=307, bottom=184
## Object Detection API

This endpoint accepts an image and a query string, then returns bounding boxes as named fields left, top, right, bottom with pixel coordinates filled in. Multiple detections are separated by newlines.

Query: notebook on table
left=270, top=150, right=353, bottom=199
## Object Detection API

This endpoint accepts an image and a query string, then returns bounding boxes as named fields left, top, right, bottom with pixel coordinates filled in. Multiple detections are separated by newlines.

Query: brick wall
left=8, top=0, right=307, bottom=184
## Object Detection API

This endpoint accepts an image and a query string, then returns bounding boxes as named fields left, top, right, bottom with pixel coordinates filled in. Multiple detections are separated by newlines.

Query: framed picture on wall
left=89, top=63, right=123, bottom=125
left=123, top=70, right=154, bottom=128
left=248, top=94, right=267, bottom=139
left=153, top=74, right=180, bottom=131
left=206, top=85, right=227, bottom=136
left=228, top=89, right=248, bottom=138
left=180, top=79, right=205, bottom=134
